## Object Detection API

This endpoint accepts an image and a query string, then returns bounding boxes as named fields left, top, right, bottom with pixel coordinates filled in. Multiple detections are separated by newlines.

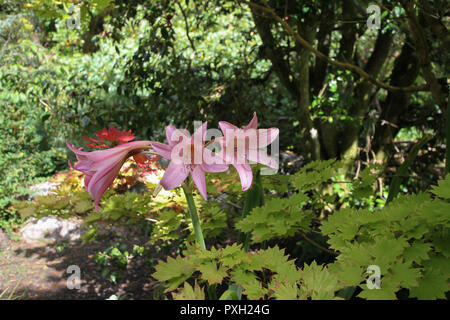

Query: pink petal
left=167, top=126, right=190, bottom=148
left=201, top=148, right=229, bottom=172
left=191, top=166, right=207, bottom=200
left=67, top=140, right=152, bottom=211
left=255, top=128, right=279, bottom=148
left=71, top=140, right=151, bottom=163
left=151, top=142, right=172, bottom=160
left=244, top=112, right=258, bottom=130
left=67, top=141, right=89, bottom=158
left=166, top=125, right=178, bottom=147
left=247, top=150, right=279, bottom=169
left=84, top=174, right=93, bottom=188
left=87, top=151, right=128, bottom=197
left=201, top=162, right=229, bottom=173
left=160, top=161, right=189, bottom=190
left=218, top=121, right=238, bottom=136
left=90, top=160, right=125, bottom=211
left=191, top=122, right=207, bottom=144
left=234, top=163, right=253, bottom=191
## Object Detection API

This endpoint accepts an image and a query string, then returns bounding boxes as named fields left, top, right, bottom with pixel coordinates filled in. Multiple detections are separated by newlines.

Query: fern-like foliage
left=153, top=243, right=344, bottom=300
left=322, top=175, right=450, bottom=299
left=154, top=166, right=449, bottom=300
left=236, top=159, right=346, bottom=243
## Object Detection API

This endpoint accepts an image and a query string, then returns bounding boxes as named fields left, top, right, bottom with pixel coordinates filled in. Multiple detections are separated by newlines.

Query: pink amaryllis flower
left=67, top=140, right=152, bottom=211
left=219, top=112, right=279, bottom=191
left=151, top=123, right=228, bottom=200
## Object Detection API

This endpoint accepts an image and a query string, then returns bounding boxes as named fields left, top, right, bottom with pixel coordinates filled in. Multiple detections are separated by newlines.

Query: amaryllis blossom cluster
left=67, top=113, right=279, bottom=211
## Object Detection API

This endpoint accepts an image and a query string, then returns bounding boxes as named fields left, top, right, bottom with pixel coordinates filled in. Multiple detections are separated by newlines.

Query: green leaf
left=240, top=281, right=267, bottom=300
left=403, top=242, right=432, bottom=263
left=153, top=256, right=195, bottom=291
left=172, top=282, right=205, bottom=300
left=389, top=262, right=420, bottom=288
left=431, top=175, right=450, bottom=199
left=73, top=199, right=93, bottom=213
left=409, top=268, right=449, bottom=300
left=357, top=279, right=398, bottom=300
left=271, top=282, right=299, bottom=300
left=198, top=262, right=228, bottom=285
left=299, top=261, right=339, bottom=300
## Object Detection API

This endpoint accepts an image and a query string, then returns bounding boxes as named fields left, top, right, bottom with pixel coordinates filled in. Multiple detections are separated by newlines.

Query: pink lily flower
left=219, top=113, right=279, bottom=191
left=151, top=123, right=228, bottom=200
left=67, top=140, right=152, bottom=211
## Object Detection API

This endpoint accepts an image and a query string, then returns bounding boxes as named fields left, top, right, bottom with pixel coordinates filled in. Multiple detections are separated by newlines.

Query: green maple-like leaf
left=329, top=262, right=365, bottom=287
left=240, top=280, right=267, bottom=300
left=292, top=159, right=344, bottom=191
left=230, top=268, right=258, bottom=285
left=357, top=279, right=398, bottom=300
left=236, top=194, right=312, bottom=243
left=370, top=237, right=408, bottom=271
left=220, top=243, right=247, bottom=268
left=431, top=175, right=450, bottom=199
left=351, top=164, right=383, bottom=199
left=409, top=268, right=449, bottom=300
left=271, top=281, right=299, bottom=300
left=300, top=261, right=340, bottom=300
left=403, top=242, right=432, bottom=263
left=388, top=262, right=421, bottom=288
left=172, top=282, right=205, bottom=300
left=198, top=262, right=228, bottom=285
left=153, top=255, right=194, bottom=291
left=431, top=232, right=450, bottom=258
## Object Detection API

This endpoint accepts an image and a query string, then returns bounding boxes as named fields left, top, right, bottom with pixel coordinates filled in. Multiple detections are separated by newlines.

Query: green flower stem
left=182, top=184, right=206, bottom=250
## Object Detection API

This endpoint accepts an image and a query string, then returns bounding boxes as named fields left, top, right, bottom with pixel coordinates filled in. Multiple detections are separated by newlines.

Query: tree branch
left=250, top=5, right=299, bottom=99
left=176, top=1, right=196, bottom=52
left=401, top=1, right=447, bottom=113
left=241, top=0, right=430, bottom=93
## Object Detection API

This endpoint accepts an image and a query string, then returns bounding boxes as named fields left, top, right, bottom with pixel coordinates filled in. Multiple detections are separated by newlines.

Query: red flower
left=83, top=126, right=136, bottom=149
left=96, top=126, right=135, bottom=143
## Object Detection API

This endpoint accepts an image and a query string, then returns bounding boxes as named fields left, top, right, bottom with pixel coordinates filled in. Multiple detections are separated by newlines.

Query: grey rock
left=0, top=229, right=9, bottom=249
left=20, top=216, right=83, bottom=244
left=28, top=181, right=61, bottom=199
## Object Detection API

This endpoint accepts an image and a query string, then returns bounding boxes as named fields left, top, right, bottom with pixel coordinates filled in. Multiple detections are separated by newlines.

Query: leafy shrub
left=152, top=161, right=449, bottom=300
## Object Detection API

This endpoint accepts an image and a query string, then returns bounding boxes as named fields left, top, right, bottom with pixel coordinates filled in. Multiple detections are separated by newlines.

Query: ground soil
left=0, top=227, right=160, bottom=300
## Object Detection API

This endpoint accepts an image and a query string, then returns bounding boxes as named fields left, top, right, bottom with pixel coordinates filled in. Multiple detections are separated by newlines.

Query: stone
left=27, top=181, right=61, bottom=200
left=20, top=216, right=83, bottom=244
left=0, top=228, right=9, bottom=249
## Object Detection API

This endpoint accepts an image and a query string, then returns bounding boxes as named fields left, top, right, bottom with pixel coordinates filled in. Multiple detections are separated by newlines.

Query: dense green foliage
left=152, top=162, right=449, bottom=300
